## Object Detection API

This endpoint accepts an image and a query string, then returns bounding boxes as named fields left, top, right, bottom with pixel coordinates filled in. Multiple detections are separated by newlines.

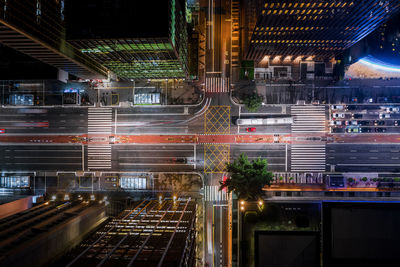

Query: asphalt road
left=230, top=144, right=287, bottom=172
left=112, top=144, right=197, bottom=172
left=0, top=144, right=83, bottom=171
left=0, top=108, right=87, bottom=134
left=327, top=144, right=400, bottom=172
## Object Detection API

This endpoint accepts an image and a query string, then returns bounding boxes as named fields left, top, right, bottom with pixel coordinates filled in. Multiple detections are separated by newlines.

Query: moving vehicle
left=236, top=117, right=293, bottom=126
left=0, top=129, right=4, bottom=134
left=246, top=127, right=256, bottom=132
left=173, top=158, right=187, bottom=163
left=395, top=120, right=400, bottom=126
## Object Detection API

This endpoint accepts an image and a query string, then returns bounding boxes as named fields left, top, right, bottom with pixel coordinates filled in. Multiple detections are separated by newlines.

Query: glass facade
left=246, top=0, right=400, bottom=60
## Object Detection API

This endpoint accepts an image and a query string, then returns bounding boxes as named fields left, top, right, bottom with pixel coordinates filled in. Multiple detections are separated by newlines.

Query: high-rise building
left=66, top=0, right=189, bottom=79
left=0, top=0, right=108, bottom=79
left=244, top=0, right=400, bottom=61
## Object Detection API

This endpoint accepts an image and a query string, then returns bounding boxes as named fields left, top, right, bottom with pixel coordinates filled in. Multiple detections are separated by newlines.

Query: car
left=361, top=127, right=372, bottom=133
left=395, top=120, right=400, bottom=126
left=246, top=127, right=256, bottom=132
left=330, top=120, right=342, bottom=126
left=359, top=121, right=371, bottom=126
left=374, top=128, right=387, bottom=133
left=332, top=113, right=345, bottom=119
left=173, top=158, right=187, bottom=163
left=332, top=105, right=345, bottom=110
left=374, top=120, right=385, bottom=126
left=352, top=114, right=363, bottom=119
left=386, top=107, right=399, bottom=113
left=345, top=120, right=358, bottom=126
left=346, top=127, right=360, bottom=133
left=0, top=129, right=4, bottom=134
left=379, top=113, right=390, bottom=119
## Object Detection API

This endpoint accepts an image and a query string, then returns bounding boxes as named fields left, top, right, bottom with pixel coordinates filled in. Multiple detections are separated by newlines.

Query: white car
left=386, top=107, right=399, bottom=113
left=332, top=113, right=345, bottom=119
left=379, top=113, right=390, bottom=119
left=345, top=120, right=358, bottom=126
left=332, top=105, right=345, bottom=110
left=330, top=120, right=342, bottom=126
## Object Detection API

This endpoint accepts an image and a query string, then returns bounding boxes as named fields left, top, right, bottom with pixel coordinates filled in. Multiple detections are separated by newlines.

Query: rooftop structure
left=245, top=0, right=400, bottom=61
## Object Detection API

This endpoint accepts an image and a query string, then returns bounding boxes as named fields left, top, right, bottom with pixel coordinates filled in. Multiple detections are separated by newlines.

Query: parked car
left=374, top=120, right=385, bottom=126
left=386, top=107, right=399, bottom=113
left=346, top=127, right=360, bottom=133
left=246, top=127, right=256, bottom=132
left=345, top=120, right=358, bottom=126
left=332, top=105, right=345, bottom=110
left=379, top=113, right=390, bottom=119
left=0, top=129, right=4, bottom=134
left=375, top=128, right=387, bottom=133
left=352, top=114, right=363, bottom=119
left=359, top=121, right=371, bottom=126
left=361, top=127, right=372, bottom=133
left=332, top=113, right=345, bottom=119
left=395, top=120, right=400, bottom=126
left=330, top=120, right=342, bottom=126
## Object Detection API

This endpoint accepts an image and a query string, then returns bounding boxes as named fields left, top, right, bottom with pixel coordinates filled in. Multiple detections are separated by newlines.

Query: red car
left=0, top=129, right=4, bottom=134
left=246, top=127, right=256, bottom=132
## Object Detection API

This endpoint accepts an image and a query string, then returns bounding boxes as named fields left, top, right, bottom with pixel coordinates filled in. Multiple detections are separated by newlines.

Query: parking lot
left=329, top=104, right=400, bottom=133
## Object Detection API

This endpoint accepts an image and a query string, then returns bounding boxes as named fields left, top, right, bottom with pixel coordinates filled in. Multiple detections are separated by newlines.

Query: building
left=244, top=0, right=400, bottom=61
left=0, top=0, right=108, bottom=79
left=66, top=0, right=189, bottom=80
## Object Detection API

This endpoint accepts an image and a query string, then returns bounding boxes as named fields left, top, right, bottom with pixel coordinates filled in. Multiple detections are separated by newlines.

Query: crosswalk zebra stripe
left=205, top=185, right=228, bottom=201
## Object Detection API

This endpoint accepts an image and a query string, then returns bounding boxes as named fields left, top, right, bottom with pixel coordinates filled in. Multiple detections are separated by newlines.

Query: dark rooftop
left=66, top=0, right=173, bottom=39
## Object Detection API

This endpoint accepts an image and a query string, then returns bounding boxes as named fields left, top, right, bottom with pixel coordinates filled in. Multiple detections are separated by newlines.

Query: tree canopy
left=219, top=153, right=273, bottom=200
left=242, top=93, right=263, bottom=112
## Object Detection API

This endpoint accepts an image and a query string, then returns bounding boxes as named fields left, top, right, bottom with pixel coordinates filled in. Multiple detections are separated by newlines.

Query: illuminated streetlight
left=51, top=195, right=56, bottom=201
left=258, top=200, right=263, bottom=206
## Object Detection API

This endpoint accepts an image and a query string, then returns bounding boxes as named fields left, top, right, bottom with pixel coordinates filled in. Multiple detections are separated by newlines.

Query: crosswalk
left=88, top=108, right=113, bottom=134
left=291, top=105, right=327, bottom=133
left=87, top=145, right=112, bottom=170
left=87, top=108, right=113, bottom=170
left=290, top=144, right=326, bottom=172
left=205, top=185, right=228, bottom=201
left=205, top=77, right=230, bottom=93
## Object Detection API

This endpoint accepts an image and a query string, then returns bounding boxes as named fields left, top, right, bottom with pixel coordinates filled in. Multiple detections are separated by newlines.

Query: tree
left=219, top=153, right=274, bottom=200
left=242, top=93, right=263, bottom=112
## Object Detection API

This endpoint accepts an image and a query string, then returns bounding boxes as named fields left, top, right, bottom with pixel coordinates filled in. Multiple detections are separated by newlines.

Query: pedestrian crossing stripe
left=205, top=185, right=228, bottom=201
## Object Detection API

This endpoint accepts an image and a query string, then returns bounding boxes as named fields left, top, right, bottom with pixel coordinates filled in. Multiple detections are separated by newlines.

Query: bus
left=236, top=117, right=293, bottom=126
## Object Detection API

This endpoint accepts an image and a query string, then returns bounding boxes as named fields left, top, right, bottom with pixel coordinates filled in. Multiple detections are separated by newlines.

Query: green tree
left=219, top=153, right=273, bottom=200
left=243, top=93, right=263, bottom=112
